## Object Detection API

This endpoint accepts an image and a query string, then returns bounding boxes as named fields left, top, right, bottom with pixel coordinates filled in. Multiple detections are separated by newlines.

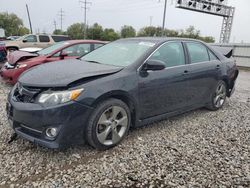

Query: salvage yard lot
left=0, top=71, right=249, bottom=187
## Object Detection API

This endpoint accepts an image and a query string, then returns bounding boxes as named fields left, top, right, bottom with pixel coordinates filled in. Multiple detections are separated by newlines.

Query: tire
left=206, top=80, right=227, bottom=111
left=86, top=98, right=131, bottom=150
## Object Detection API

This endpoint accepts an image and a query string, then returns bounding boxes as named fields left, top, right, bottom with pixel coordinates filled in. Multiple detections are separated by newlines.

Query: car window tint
left=208, top=50, right=218, bottom=61
left=57, top=43, right=91, bottom=57
left=52, top=36, right=70, bottom=42
left=186, top=42, right=209, bottom=63
left=94, top=43, right=104, bottom=49
left=149, top=42, right=185, bottom=68
left=39, top=35, right=50, bottom=43
left=24, top=35, right=37, bottom=42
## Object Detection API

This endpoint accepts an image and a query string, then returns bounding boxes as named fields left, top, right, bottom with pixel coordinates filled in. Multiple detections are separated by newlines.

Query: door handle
left=216, top=65, right=220, bottom=69
left=183, top=70, right=189, bottom=75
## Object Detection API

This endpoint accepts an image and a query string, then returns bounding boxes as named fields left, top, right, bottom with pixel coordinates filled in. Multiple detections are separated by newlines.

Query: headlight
left=4, top=62, right=15, bottom=69
left=15, top=64, right=27, bottom=69
left=37, top=89, right=84, bottom=106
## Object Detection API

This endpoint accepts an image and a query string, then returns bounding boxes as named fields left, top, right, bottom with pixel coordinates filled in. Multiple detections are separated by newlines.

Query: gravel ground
left=0, top=71, right=250, bottom=188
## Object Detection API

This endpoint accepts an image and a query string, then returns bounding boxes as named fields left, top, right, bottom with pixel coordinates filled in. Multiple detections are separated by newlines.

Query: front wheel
left=206, top=80, right=227, bottom=111
left=86, top=99, right=131, bottom=150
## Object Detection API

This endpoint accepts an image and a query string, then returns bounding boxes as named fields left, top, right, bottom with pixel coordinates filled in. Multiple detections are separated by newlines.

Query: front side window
left=24, top=35, right=37, bottom=42
left=61, top=43, right=91, bottom=57
left=82, top=40, right=156, bottom=67
left=38, top=42, right=69, bottom=56
left=186, top=42, right=209, bottom=64
left=39, top=35, right=50, bottom=43
left=149, top=42, right=185, bottom=68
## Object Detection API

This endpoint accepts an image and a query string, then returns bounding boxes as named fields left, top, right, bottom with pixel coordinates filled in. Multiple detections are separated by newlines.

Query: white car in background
left=19, top=47, right=42, bottom=53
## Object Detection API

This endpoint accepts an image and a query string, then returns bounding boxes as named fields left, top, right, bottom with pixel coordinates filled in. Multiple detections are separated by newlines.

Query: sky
left=0, top=0, right=250, bottom=43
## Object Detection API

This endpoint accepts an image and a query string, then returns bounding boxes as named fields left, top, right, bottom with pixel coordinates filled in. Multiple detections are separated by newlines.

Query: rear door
left=138, top=41, right=191, bottom=119
left=184, top=41, right=221, bottom=106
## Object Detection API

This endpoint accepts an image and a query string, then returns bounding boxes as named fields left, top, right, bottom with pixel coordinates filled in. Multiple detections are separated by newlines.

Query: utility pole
left=161, top=0, right=167, bottom=36
left=53, top=20, right=57, bottom=30
left=58, top=8, right=65, bottom=31
left=26, top=4, right=33, bottom=34
left=79, top=0, right=91, bottom=39
left=149, top=16, right=153, bottom=26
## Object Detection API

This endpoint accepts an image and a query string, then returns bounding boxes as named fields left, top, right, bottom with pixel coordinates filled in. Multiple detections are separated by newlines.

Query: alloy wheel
left=213, top=83, right=226, bottom=108
left=96, top=106, right=128, bottom=146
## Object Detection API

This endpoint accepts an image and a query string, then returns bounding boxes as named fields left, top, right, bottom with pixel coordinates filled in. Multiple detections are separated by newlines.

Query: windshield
left=38, top=42, right=69, bottom=55
left=81, top=40, right=156, bottom=67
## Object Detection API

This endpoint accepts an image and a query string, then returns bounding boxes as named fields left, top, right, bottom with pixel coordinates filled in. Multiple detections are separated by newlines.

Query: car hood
left=8, top=51, right=38, bottom=65
left=20, top=47, right=43, bottom=53
left=19, top=59, right=123, bottom=87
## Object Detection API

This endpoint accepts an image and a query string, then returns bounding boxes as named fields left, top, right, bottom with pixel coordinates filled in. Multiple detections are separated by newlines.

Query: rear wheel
left=86, top=98, right=131, bottom=150
left=206, top=80, right=227, bottom=111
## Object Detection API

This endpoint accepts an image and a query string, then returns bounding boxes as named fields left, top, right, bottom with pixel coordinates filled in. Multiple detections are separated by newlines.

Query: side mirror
left=143, top=59, right=166, bottom=71
left=60, top=51, right=68, bottom=59
left=22, top=39, right=27, bottom=43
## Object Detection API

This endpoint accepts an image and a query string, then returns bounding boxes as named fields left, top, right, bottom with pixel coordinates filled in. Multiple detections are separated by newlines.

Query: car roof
left=117, top=37, right=204, bottom=44
left=62, top=40, right=107, bottom=44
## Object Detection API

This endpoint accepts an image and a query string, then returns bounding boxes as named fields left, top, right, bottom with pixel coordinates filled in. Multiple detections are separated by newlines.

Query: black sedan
left=6, top=38, right=239, bottom=149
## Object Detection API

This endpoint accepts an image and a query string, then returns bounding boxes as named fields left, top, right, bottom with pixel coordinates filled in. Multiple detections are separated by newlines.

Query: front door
left=21, top=35, right=38, bottom=48
left=138, top=41, right=190, bottom=119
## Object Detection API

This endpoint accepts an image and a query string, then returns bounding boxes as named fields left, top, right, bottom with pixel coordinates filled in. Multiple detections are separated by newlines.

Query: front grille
left=13, top=83, right=41, bottom=103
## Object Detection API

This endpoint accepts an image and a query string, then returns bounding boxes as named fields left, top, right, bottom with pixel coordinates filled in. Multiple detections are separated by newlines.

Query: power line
left=79, top=0, right=92, bottom=39
left=58, top=8, right=65, bottom=31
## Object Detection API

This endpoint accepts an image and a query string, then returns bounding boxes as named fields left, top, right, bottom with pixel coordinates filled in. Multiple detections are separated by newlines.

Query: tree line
left=0, top=12, right=215, bottom=43
left=54, top=23, right=215, bottom=43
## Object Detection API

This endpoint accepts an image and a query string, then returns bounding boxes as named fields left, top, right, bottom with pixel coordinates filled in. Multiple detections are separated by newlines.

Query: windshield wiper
left=85, top=60, right=102, bottom=64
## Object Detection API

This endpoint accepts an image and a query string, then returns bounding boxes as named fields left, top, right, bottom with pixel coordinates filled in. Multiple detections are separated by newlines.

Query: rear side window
left=39, top=35, right=50, bottom=43
left=149, top=42, right=185, bottom=68
left=54, top=43, right=91, bottom=57
left=52, top=36, right=70, bottom=42
left=208, top=50, right=219, bottom=61
left=186, top=42, right=209, bottom=64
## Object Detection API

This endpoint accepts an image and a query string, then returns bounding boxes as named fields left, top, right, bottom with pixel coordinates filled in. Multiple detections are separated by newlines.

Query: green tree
left=67, top=23, right=85, bottom=39
left=18, top=27, right=30, bottom=36
left=53, top=29, right=65, bottom=35
left=87, top=23, right=103, bottom=40
left=178, top=25, right=215, bottom=42
left=0, top=12, right=27, bottom=36
left=163, top=29, right=179, bottom=37
left=198, top=36, right=215, bottom=43
left=101, top=29, right=119, bottom=41
left=120, top=25, right=136, bottom=38
left=137, top=26, right=157, bottom=37
left=179, top=25, right=200, bottom=39
left=138, top=26, right=180, bottom=37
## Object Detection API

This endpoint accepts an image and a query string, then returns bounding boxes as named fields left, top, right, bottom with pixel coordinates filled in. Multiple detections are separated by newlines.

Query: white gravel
left=0, top=71, right=249, bottom=187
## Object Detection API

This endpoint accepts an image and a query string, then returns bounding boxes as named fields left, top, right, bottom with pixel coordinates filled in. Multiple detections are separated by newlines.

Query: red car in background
left=0, top=40, right=105, bottom=84
left=0, top=42, right=7, bottom=68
